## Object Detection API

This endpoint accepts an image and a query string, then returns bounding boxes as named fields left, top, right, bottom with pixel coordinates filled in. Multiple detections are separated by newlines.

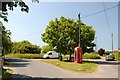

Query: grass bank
left=5, top=53, right=43, bottom=59
left=41, top=59, right=98, bottom=73
left=2, top=68, right=13, bottom=80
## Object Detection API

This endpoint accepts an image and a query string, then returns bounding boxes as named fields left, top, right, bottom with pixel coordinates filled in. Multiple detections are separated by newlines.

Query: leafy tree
left=12, top=40, right=41, bottom=54
left=1, top=1, right=29, bottom=22
left=0, top=0, right=39, bottom=22
left=0, top=22, right=12, bottom=55
left=0, top=0, right=39, bottom=55
left=41, top=45, right=54, bottom=54
left=41, top=16, right=96, bottom=56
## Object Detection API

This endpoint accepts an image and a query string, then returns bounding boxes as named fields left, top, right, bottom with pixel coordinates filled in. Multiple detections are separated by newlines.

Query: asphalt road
left=3, top=58, right=119, bottom=79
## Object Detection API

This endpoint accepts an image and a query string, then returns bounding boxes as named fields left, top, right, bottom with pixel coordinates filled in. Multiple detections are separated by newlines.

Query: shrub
left=103, top=51, right=111, bottom=57
left=98, top=48, right=105, bottom=56
left=114, top=51, right=120, bottom=61
left=5, top=53, right=43, bottom=59
left=83, top=52, right=101, bottom=59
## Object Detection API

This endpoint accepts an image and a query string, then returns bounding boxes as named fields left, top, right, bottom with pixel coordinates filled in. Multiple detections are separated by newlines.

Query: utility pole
left=78, top=13, right=81, bottom=47
left=111, top=33, right=113, bottom=54
left=95, top=37, right=97, bottom=52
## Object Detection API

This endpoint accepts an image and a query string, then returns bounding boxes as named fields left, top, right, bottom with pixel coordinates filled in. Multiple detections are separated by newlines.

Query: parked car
left=43, top=51, right=59, bottom=59
left=105, top=53, right=115, bottom=61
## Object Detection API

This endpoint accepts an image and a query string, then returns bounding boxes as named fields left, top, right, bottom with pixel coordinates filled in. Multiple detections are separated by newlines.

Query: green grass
left=5, top=53, right=44, bottom=59
left=41, top=59, right=98, bottom=73
left=2, top=68, right=13, bottom=80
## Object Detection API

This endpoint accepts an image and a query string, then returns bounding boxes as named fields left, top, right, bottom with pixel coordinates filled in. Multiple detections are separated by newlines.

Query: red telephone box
left=74, top=47, right=82, bottom=63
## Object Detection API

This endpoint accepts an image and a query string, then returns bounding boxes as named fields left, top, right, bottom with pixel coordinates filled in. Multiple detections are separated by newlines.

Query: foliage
left=98, top=48, right=105, bottom=56
left=1, top=1, right=29, bottom=22
left=4, top=60, right=10, bottom=65
left=41, top=59, right=98, bottom=73
left=1, top=0, right=39, bottom=22
left=82, top=52, right=101, bottom=59
left=103, top=51, right=111, bottom=57
left=114, top=51, right=120, bottom=61
left=41, top=45, right=54, bottom=54
left=5, top=53, right=43, bottom=59
left=41, top=16, right=96, bottom=55
left=2, top=68, right=12, bottom=80
left=12, top=40, right=41, bottom=54
left=0, top=22, right=12, bottom=55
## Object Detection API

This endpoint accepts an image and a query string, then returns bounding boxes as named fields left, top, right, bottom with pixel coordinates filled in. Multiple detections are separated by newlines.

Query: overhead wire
left=103, top=2, right=111, bottom=34
left=81, top=3, right=119, bottom=19
left=20, top=3, right=119, bottom=37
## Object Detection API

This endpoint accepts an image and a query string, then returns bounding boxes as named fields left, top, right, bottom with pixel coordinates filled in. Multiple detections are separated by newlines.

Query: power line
left=13, top=4, right=119, bottom=38
left=103, top=2, right=111, bottom=34
left=81, top=4, right=119, bottom=19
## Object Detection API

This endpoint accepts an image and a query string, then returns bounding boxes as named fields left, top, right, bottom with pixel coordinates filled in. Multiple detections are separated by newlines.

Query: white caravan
left=43, top=51, right=59, bottom=58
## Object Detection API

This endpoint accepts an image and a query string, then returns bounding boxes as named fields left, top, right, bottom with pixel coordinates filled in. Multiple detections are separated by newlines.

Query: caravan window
left=48, top=52, right=52, bottom=55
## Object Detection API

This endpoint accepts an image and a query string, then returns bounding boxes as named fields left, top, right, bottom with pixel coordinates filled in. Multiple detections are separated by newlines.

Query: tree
left=0, top=0, right=39, bottom=22
left=0, top=0, right=39, bottom=55
left=1, top=1, right=29, bottom=22
left=12, top=40, right=41, bottom=54
left=41, top=45, right=54, bottom=54
left=41, top=16, right=96, bottom=56
left=0, top=22, right=12, bottom=55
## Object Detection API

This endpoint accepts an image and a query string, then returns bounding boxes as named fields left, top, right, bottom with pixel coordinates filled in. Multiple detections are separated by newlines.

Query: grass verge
left=5, top=53, right=43, bottom=59
left=41, top=59, right=98, bottom=73
left=2, top=68, right=13, bottom=80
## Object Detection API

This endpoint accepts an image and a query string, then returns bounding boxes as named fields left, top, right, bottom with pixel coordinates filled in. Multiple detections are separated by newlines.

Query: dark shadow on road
left=83, top=60, right=120, bottom=65
left=4, top=58, right=31, bottom=67
left=10, top=74, right=62, bottom=80
left=9, top=74, right=119, bottom=80
left=4, top=58, right=30, bottom=62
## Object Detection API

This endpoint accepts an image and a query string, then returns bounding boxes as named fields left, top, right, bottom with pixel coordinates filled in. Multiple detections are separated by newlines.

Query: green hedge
left=83, top=52, right=101, bottom=59
left=114, top=52, right=120, bottom=61
left=5, top=53, right=43, bottom=59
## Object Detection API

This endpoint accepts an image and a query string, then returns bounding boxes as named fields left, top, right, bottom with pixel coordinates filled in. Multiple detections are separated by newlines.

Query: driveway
left=3, top=58, right=119, bottom=79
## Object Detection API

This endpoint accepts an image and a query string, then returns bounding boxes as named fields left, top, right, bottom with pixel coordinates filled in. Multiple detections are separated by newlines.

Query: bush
left=103, top=51, right=111, bottom=57
left=83, top=52, right=101, bottom=59
left=114, top=51, right=120, bottom=61
left=98, top=48, right=105, bottom=56
left=5, top=53, right=43, bottom=59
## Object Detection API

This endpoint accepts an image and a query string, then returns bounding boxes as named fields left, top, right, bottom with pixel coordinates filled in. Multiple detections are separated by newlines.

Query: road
left=3, top=58, right=119, bottom=79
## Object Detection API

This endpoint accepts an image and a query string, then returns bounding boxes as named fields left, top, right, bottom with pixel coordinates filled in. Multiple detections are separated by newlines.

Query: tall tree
left=41, top=16, right=96, bottom=56
left=0, top=22, right=12, bottom=55
left=41, top=45, right=54, bottom=54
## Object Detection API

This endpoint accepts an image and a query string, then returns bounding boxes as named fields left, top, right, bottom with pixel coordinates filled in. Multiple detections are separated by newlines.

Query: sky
left=2, top=1, right=119, bottom=51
